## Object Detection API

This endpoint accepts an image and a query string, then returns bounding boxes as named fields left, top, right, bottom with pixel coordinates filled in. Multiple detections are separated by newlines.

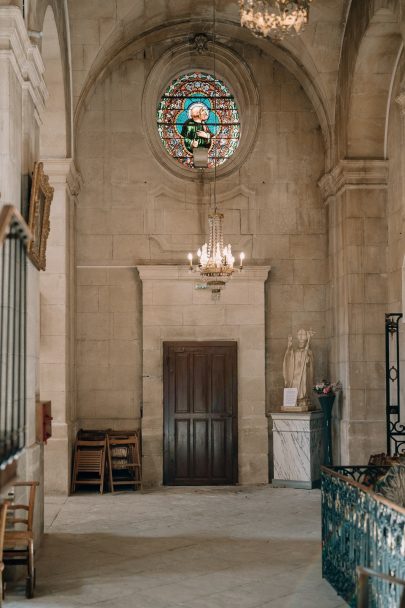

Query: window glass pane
left=158, top=72, right=241, bottom=169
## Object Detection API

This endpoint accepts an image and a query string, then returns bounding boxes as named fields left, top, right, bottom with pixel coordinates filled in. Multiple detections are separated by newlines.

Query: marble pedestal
left=271, top=411, right=323, bottom=489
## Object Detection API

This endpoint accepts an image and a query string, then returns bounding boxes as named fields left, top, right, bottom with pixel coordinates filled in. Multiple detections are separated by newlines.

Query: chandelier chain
left=186, top=0, right=245, bottom=300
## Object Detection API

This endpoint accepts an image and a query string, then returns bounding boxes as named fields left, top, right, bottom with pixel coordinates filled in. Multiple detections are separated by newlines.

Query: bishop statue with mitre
left=283, top=328, right=315, bottom=410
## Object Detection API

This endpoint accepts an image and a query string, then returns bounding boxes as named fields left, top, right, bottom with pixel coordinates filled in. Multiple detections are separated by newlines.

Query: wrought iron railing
left=385, top=313, right=405, bottom=456
left=0, top=205, right=31, bottom=471
left=322, top=466, right=405, bottom=608
left=357, top=567, right=405, bottom=608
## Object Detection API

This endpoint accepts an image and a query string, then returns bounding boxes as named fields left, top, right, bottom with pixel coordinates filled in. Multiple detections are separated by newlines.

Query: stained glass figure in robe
left=157, top=72, right=240, bottom=169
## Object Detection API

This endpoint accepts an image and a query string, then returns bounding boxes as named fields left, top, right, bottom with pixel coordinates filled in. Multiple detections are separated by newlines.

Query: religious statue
left=181, top=102, right=212, bottom=154
left=283, top=328, right=315, bottom=410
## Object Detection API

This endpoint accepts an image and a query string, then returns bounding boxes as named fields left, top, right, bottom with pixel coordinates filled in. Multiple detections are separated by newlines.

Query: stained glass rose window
left=157, top=72, right=241, bottom=169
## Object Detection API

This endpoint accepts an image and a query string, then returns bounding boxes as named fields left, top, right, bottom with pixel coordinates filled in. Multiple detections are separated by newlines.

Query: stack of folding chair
left=106, top=431, right=142, bottom=492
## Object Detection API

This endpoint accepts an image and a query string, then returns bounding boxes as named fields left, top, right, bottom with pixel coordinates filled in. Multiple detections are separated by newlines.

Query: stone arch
left=73, top=13, right=333, bottom=171
left=336, top=0, right=402, bottom=160
left=40, top=4, right=67, bottom=157
left=29, top=0, right=73, bottom=156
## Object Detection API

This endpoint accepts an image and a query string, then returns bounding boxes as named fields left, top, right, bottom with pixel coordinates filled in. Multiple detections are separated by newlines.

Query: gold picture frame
left=27, top=162, right=54, bottom=271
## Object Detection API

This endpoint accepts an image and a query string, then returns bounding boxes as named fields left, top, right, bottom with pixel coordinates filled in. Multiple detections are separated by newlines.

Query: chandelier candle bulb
left=240, top=252, right=245, bottom=269
left=187, top=253, right=193, bottom=270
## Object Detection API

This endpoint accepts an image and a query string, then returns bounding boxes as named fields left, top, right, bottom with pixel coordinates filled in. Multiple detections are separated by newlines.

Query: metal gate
left=385, top=313, right=405, bottom=456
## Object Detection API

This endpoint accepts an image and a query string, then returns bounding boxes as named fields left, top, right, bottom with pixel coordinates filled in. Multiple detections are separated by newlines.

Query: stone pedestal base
left=280, top=405, right=316, bottom=413
left=271, top=411, right=323, bottom=489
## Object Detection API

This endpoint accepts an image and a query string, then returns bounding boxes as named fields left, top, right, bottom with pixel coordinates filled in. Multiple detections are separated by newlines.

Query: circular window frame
left=142, top=40, right=259, bottom=181
left=157, top=71, right=241, bottom=171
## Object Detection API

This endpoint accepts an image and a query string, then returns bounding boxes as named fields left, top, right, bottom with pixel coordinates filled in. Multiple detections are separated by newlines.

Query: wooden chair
left=71, top=438, right=106, bottom=494
left=3, top=481, right=39, bottom=599
left=107, top=433, right=142, bottom=493
left=0, top=502, right=8, bottom=605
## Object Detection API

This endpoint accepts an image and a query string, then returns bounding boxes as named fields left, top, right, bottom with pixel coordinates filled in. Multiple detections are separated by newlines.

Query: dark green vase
left=318, top=394, right=335, bottom=466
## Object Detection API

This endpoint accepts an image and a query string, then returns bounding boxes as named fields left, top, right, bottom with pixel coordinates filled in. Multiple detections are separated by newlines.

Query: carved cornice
left=0, top=7, right=47, bottom=115
left=41, top=159, right=82, bottom=196
left=318, top=159, right=389, bottom=202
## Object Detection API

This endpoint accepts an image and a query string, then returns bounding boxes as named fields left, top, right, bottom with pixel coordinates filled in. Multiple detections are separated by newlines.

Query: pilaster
left=319, top=159, right=388, bottom=465
left=395, top=92, right=405, bottom=318
left=40, top=158, right=81, bottom=495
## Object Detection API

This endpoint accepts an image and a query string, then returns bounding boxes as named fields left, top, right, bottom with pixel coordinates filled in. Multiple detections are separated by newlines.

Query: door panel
left=193, top=353, right=209, bottom=413
left=211, top=418, right=226, bottom=480
left=193, top=419, right=209, bottom=479
left=211, top=354, right=226, bottom=414
left=175, top=419, right=190, bottom=480
left=175, top=353, right=189, bottom=413
left=164, top=342, right=237, bottom=485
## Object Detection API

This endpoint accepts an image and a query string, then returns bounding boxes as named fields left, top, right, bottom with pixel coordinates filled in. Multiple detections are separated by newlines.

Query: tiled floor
left=6, top=486, right=347, bottom=607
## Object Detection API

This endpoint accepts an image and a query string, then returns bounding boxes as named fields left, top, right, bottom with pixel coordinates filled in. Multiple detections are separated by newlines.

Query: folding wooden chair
left=107, top=433, right=142, bottom=493
left=71, top=439, right=106, bottom=494
left=3, top=481, right=39, bottom=599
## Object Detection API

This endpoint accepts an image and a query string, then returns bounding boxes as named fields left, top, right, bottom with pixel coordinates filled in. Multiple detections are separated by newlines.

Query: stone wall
left=75, top=33, right=328, bottom=480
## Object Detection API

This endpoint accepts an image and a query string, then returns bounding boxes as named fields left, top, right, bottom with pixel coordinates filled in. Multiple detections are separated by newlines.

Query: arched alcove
left=40, top=4, right=67, bottom=158
left=347, top=8, right=401, bottom=158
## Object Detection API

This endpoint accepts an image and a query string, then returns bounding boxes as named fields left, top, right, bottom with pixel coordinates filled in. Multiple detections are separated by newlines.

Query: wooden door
left=163, top=342, right=237, bottom=485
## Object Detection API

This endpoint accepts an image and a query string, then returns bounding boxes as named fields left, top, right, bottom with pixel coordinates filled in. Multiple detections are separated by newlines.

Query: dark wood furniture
left=163, top=341, right=238, bottom=485
left=3, top=481, right=39, bottom=598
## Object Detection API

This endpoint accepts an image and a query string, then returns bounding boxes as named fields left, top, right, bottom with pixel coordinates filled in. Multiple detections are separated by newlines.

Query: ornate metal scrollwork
left=322, top=467, right=405, bottom=607
left=385, top=313, right=405, bottom=456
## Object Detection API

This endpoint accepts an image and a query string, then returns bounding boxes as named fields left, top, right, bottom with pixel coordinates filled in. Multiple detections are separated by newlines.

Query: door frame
left=163, top=341, right=238, bottom=485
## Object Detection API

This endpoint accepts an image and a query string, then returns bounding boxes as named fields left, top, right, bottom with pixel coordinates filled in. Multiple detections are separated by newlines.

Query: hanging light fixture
left=188, top=212, right=245, bottom=300
left=239, top=0, right=312, bottom=39
left=186, top=0, right=245, bottom=300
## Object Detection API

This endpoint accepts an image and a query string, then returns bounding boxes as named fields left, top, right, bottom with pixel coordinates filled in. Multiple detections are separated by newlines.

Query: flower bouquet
left=313, top=380, right=342, bottom=396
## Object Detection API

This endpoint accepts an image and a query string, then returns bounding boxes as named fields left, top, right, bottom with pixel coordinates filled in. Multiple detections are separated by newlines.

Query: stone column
left=40, top=159, right=80, bottom=495
left=319, top=160, right=388, bottom=465
left=394, top=91, right=405, bottom=416
left=395, top=92, right=405, bottom=313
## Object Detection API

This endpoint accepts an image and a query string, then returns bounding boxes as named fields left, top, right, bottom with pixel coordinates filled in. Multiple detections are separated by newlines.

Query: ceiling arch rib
left=29, top=0, right=73, bottom=156
left=347, top=8, right=402, bottom=159
left=73, top=17, right=334, bottom=171
left=40, top=4, right=67, bottom=158
left=336, top=0, right=401, bottom=161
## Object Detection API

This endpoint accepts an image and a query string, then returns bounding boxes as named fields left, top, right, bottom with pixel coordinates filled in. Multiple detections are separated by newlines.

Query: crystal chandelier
left=239, top=0, right=312, bottom=39
left=188, top=212, right=245, bottom=300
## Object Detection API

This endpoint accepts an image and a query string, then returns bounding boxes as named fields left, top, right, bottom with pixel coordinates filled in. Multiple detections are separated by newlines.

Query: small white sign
left=283, top=388, right=298, bottom=407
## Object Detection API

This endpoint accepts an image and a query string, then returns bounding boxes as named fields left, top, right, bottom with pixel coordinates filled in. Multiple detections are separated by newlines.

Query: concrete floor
left=6, top=486, right=347, bottom=607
